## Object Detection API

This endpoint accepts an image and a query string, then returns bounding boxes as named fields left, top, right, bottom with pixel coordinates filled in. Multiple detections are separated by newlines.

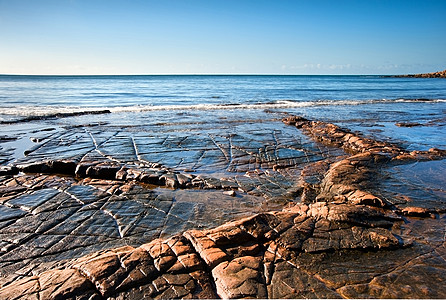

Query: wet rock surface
left=0, top=114, right=445, bottom=298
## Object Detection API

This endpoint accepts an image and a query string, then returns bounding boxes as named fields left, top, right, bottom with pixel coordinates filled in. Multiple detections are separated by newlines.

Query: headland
left=390, top=69, right=446, bottom=78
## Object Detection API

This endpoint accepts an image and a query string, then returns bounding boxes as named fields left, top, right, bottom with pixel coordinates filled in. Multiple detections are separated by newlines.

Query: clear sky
left=1, top=0, right=445, bottom=75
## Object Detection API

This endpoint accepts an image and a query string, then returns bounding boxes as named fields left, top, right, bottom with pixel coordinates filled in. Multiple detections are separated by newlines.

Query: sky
left=1, top=0, right=445, bottom=75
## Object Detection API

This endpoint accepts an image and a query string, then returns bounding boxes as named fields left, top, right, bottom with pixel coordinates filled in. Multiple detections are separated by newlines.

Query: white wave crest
left=0, top=98, right=444, bottom=118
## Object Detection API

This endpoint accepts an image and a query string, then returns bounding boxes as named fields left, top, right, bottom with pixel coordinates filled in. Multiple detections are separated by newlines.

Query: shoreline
left=1, top=114, right=445, bottom=298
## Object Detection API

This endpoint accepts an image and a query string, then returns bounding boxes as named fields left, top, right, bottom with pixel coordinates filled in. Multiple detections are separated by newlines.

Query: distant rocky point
left=390, top=69, right=446, bottom=78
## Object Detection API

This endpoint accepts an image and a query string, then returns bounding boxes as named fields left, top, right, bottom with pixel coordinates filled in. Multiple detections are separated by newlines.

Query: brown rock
left=167, top=236, right=194, bottom=256
left=392, top=69, right=446, bottom=78
left=161, top=173, right=178, bottom=188
left=3, top=113, right=445, bottom=299
left=16, top=160, right=77, bottom=175
left=140, top=172, right=164, bottom=185
left=140, top=242, right=176, bottom=273
left=269, top=260, right=341, bottom=299
left=176, top=173, right=192, bottom=187
left=206, top=225, right=253, bottom=246
left=302, top=224, right=400, bottom=253
left=347, top=190, right=388, bottom=207
left=212, top=256, right=266, bottom=299
left=395, top=122, right=422, bottom=127
left=0, top=276, right=39, bottom=300
left=189, top=270, right=218, bottom=299
left=38, top=269, right=98, bottom=299
left=71, top=245, right=157, bottom=297
left=75, top=162, right=98, bottom=177
left=141, top=239, right=174, bottom=258
left=167, top=252, right=203, bottom=273
left=86, top=163, right=121, bottom=180
left=401, top=206, right=431, bottom=217
left=282, top=115, right=308, bottom=126
left=199, top=247, right=229, bottom=269
left=184, top=230, right=229, bottom=268
left=223, top=190, right=236, bottom=197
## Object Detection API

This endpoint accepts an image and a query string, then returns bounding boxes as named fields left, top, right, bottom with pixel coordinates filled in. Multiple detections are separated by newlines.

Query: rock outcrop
left=1, top=115, right=445, bottom=299
left=390, top=69, right=446, bottom=78
left=0, top=201, right=406, bottom=299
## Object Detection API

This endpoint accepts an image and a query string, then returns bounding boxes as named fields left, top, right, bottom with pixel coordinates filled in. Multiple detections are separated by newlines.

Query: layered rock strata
left=0, top=115, right=445, bottom=299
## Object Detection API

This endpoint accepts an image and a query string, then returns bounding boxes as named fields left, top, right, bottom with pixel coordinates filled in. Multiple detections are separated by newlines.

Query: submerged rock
left=395, top=122, right=423, bottom=127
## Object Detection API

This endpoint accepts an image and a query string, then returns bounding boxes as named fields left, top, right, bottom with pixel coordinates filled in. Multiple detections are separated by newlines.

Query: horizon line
left=0, top=73, right=398, bottom=77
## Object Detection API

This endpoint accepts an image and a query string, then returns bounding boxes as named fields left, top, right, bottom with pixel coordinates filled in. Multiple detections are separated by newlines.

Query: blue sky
left=1, top=0, right=445, bottom=75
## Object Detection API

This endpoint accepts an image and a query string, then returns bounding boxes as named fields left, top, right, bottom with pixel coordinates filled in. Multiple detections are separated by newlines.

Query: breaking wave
left=1, top=98, right=445, bottom=124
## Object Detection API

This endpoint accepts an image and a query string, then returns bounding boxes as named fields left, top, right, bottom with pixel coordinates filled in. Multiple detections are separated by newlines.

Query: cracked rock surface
left=0, top=114, right=445, bottom=299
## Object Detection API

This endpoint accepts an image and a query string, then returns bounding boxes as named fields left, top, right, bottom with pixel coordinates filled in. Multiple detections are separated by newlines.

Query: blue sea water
left=0, top=74, right=445, bottom=151
left=0, top=74, right=445, bottom=110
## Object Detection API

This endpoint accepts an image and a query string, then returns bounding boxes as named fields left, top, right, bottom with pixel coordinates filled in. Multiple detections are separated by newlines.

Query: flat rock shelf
left=0, top=114, right=445, bottom=299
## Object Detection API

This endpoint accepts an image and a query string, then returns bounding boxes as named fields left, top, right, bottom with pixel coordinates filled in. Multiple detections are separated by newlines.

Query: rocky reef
left=0, top=115, right=445, bottom=299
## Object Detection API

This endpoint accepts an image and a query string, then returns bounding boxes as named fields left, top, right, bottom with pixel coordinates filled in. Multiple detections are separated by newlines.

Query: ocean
left=1, top=75, right=445, bottom=112
left=1, top=75, right=445, bottom=152
left=1, top=75, right=446, bottom=295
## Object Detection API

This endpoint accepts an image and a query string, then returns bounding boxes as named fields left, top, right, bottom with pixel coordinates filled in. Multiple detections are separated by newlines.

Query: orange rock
left=200, top=247, right=229, bottom=268
left=401, top=206, right=431, bottom=217
left=347, top=190, right=388, bottom=207
left=177, top=253, right=202, bottom=271
left=184, top=230, right=230, bottom=268
left=0, top=276, right=39, bottom=299
left=141, top=239, right=174, bottom=258
left=39, top=269, right=97, bottom=299
left=212, top=256, right=266, bottom=299
left=167, top=236, right=193, bottom=256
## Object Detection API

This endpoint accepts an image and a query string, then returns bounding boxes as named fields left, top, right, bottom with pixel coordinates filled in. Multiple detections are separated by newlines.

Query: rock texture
left=0, top=115, right=445, bottom=299
left=3, top=118, right=339, bottom=202
left=0, top=202, right=406, bottom=299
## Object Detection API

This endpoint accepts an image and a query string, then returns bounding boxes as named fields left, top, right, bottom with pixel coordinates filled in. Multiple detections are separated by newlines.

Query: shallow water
left=1, top=75, right=445, bottom=210
left=377, top=159, right=446, bottom=210
left=2, top=75, right=445, bottom=152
